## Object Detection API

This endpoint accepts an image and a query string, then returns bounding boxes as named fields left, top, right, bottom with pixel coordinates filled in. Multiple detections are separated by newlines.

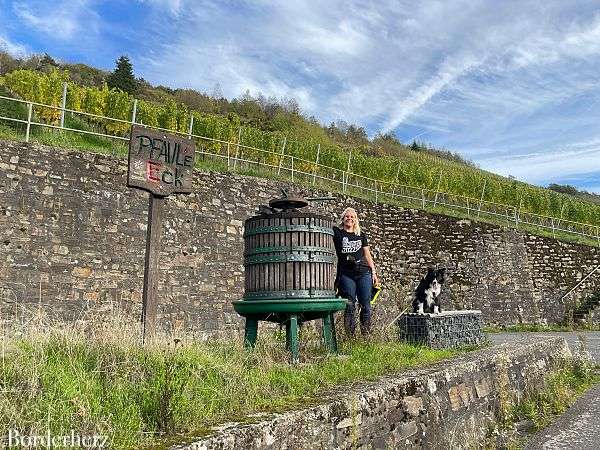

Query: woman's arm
left=363, top=246, right=379, bottom=286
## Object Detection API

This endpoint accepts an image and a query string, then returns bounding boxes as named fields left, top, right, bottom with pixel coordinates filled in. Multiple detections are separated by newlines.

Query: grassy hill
left=548, top=183, right=600, bottom=206
left=0, top=52, right=599, bottom=233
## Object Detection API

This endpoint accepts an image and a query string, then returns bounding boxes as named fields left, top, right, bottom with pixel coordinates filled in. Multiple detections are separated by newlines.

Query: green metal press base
left=232, top=298, right=346, bottom=363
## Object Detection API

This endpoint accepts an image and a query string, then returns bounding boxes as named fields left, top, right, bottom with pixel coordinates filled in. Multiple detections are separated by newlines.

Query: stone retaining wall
left=172, top=337, right=571, bottom=450
left=1, top=140, right=599, bottom=335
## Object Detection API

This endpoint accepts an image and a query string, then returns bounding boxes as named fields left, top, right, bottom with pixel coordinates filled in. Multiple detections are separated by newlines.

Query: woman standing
left=333, top=207, right=379, bottom=336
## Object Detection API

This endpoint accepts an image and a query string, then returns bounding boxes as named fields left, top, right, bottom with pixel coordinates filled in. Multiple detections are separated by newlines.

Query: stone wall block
left=172, top=338, right=570, bottom=449
left=1, top=140, right=599, bottom=334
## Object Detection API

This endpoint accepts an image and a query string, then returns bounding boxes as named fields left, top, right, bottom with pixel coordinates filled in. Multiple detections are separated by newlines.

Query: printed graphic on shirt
left=341, top=236, right=363, bottom=253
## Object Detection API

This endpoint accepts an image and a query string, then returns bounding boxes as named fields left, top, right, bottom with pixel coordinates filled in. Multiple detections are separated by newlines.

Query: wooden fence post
left=141, top=194, right=165, bottom=341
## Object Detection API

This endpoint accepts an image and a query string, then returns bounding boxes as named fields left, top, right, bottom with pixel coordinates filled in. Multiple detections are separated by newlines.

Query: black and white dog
left=412, top=268, right=446, bottom=314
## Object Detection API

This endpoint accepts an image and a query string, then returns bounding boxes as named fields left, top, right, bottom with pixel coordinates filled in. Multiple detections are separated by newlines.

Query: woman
left=333, top=207, right=379, bottom=336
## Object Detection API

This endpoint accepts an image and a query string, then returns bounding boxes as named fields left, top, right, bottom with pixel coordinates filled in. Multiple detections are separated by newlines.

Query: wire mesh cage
left=398, top=311, right=483, bottom=348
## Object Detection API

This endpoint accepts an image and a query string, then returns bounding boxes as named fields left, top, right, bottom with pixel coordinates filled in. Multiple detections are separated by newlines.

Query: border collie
left=412, top=268, right=446, bottom=314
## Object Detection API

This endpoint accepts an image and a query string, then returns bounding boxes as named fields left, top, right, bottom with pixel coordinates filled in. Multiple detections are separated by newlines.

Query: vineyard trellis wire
left=0, top=93, right=598, bottom=247
left=3, top=70, right=600, bottom=221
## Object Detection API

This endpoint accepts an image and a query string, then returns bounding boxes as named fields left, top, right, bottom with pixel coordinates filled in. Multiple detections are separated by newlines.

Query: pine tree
left=39, top=53, right=58, bottom=72
left=107, top=56, right=137, bottom=94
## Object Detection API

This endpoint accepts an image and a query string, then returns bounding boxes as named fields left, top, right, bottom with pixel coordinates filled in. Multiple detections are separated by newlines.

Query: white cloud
left=137, top=0, right=184, bottom=16
left=480, top=142, right=600, bottom=186
left=293, top=19, right=370, bottom=57
left=140, top=35, right=318, bottom=112
left=12, top=0, right=98, bottom=40
left=507, top=15, right=600, bottom=69
left=0, top=34, right=28, bottom=57
left=380, top=54, right=481, bottom=133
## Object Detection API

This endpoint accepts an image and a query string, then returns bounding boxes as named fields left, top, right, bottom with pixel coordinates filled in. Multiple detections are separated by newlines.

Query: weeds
left=512, top=362, right=598, bottom=431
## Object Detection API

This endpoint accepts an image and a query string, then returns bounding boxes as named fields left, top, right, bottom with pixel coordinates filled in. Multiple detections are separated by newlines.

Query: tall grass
left=513, top=363, right=598, bottom=431
left=0, top=311, right=459, bottom=449
left=484, top=323, right=600, bottom=333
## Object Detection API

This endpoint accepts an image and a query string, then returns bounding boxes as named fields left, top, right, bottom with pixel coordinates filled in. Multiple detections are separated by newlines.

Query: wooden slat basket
left=243, top=211, right=337, bottom=302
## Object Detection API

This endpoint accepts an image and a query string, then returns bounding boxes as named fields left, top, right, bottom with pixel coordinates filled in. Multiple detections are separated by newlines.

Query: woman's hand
left=363, top=246, right=379, bottom=286
left=372, top=272, right=379, bottom=286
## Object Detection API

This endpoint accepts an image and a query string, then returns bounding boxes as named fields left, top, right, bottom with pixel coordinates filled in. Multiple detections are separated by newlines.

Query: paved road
left=490, top=332, right=600, bottom=449
left=489, top=331, right=600, bottom=362
left=524, top=383, right=600, bottom=450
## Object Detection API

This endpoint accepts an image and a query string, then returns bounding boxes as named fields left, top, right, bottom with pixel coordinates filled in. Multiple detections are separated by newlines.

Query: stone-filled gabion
left=398, top=310, right=483, bottom=348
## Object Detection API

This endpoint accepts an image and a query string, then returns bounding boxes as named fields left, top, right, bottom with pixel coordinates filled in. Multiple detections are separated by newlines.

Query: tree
left=62, top=63, right=108, bottom=87
left=372, top=132, right=404, bottom=156
left=0, top=51, right=20, bottom=76
left=346, top=125, right=368, bottom=145
left=548, top=183, right=579, bottom=196
left=38, top=53, right=58, bottom=72
left=211, top=82, right=224, bottom=100
left=107, top=55, right=137, bottom=94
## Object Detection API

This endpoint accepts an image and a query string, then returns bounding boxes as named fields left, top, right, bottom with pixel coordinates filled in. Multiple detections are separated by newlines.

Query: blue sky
left=1, top=0, right=599, bottom=193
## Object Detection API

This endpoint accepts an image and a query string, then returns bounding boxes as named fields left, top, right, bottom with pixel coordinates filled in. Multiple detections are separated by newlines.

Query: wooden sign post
left=127, top=125, right=195, bottom=341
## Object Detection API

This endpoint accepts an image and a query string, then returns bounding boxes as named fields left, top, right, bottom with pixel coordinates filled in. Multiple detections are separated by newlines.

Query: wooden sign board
left=127, top=125, right=196, bottom=341
left=128, top=125, right=196, bottom=196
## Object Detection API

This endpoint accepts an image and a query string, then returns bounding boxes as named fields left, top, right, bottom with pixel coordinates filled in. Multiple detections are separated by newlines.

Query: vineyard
left=0, top=68, right=599, bottom=228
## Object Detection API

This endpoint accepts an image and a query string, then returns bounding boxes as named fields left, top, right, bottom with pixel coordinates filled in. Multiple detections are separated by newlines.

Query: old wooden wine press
left=232, top=191, right=345, bottom=362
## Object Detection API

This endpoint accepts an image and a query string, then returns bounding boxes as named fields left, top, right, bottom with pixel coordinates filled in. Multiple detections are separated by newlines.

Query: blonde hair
left=339, top=207, right=361, bottom=236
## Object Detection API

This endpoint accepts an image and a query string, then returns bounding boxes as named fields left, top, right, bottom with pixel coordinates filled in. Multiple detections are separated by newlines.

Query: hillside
left=0, top=52, right=599, bottom=231
left=0, top=51, right=475, bottom=165
left=548, top=183, right=600, bottom=206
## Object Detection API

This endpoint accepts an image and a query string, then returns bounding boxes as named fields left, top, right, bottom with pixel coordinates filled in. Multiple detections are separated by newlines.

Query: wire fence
left=1, top=93, right=599, bottom=247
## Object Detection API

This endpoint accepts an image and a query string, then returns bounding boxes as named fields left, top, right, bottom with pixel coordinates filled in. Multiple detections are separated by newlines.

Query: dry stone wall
left=172, top=337, right=571, bottom=449
left=1, top=140, right=599, bottom=335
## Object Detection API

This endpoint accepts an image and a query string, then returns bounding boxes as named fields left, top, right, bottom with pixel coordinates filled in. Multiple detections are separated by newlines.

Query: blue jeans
left=338, top=272, right=372, bottom=336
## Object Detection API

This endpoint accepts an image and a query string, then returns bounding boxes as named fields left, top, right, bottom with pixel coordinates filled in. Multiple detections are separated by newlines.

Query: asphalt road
left=489, top=331, right=600, bottom=362
left=524, top=383, right=600, bottom=450
left=490, top=332, right=600, bottom=449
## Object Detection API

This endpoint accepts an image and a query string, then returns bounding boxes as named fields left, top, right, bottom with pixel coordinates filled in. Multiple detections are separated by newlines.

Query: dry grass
left=0, top=307, right=461, bottom=449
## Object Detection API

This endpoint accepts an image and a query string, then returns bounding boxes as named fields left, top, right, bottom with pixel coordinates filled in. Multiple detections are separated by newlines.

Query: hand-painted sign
left=127, top=126, right=197, bottom=340
left=128, top=125, right=196, bottom=196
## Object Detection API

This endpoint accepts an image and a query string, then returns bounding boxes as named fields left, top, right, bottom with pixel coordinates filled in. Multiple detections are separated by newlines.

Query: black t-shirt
left=333, top=227, right=370, bottom=276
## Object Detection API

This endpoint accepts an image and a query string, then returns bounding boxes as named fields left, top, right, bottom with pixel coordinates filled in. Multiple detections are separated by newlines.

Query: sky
left=1, top=0, right=599, bottom=193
